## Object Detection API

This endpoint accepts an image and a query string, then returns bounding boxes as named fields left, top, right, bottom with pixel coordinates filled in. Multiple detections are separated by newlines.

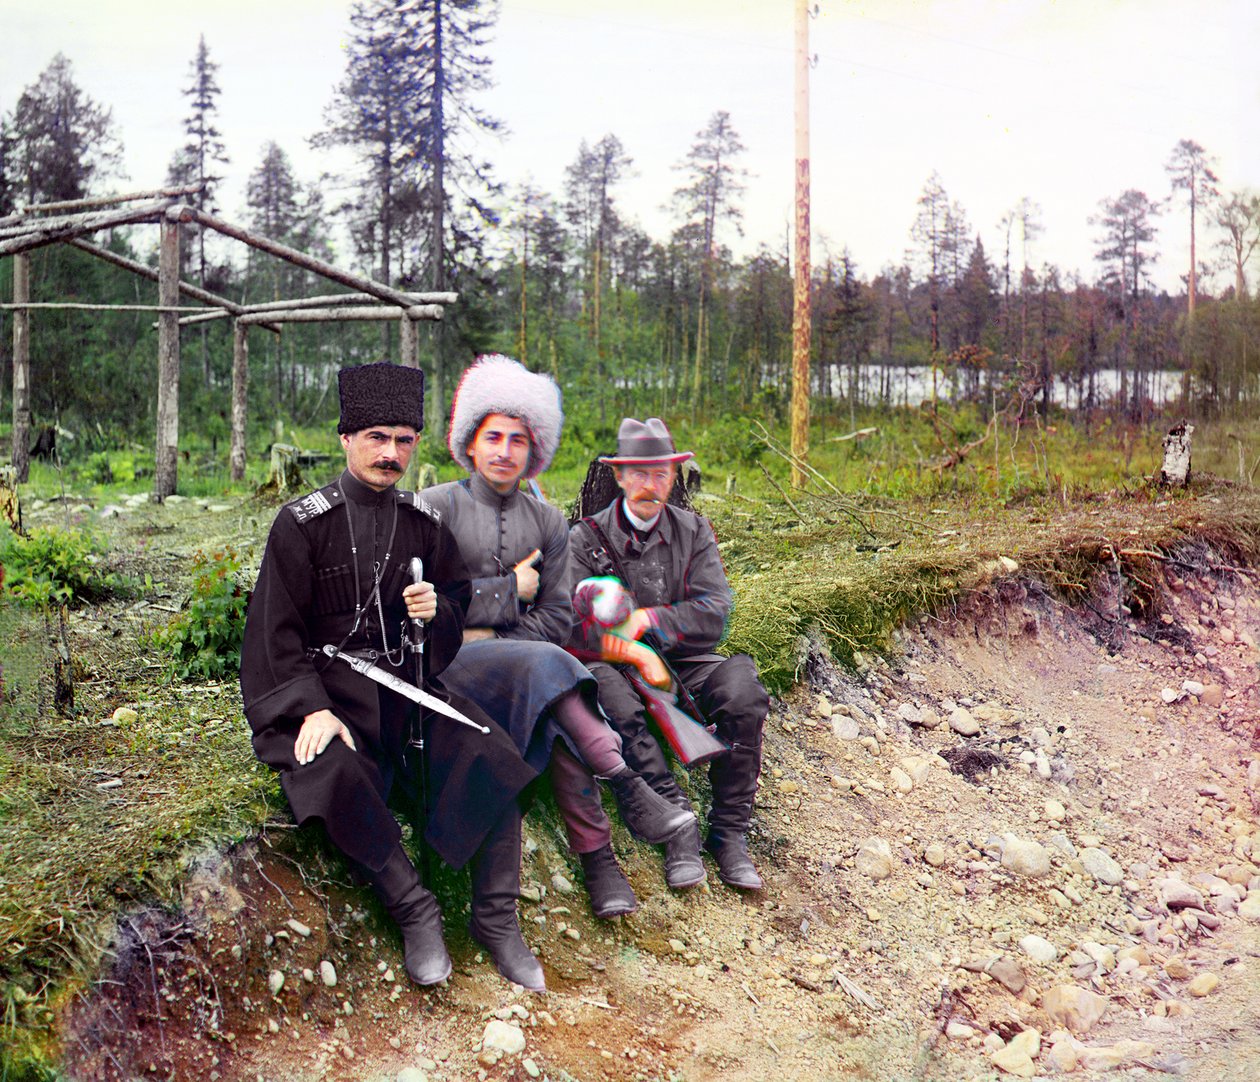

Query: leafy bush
left=0, top=527, right=123, bottom=608
left=154, top=548, right=249, bottom=680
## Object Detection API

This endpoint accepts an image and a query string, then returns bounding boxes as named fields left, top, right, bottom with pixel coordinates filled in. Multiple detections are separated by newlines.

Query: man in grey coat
left=569, top=418, right=769, bottom=891
left=423, top=356, right=693, bottom=919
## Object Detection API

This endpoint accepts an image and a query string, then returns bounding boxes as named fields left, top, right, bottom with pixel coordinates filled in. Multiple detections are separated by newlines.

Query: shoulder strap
left=396, top=489, right=442, bottom=523
left=288, top=482, right=343, bottom=524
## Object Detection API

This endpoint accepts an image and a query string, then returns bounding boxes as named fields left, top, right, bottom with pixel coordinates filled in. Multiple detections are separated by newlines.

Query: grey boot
left=606, top=767, right=695, bottom=844
left=663, top=821, right=707, bottom=890
left=704, top=831, right=764, bottom=891
left=468, top=805, right=546, bottom=991
left=365, top=846, right=452, bottom=986
left=579, top=844, right=638, bottom=918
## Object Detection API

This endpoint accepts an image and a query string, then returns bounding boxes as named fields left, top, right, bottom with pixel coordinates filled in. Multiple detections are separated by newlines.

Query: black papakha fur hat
left=337, top=362, right=425, bottom=434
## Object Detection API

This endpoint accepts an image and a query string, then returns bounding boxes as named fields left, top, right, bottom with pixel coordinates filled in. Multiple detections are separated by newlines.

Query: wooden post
left=230, top=320, right=249, bottom=482
left=790, top=0, right=812, bottom=488
left=154, top=215, right=181, bottom=501
left=399, top=313, right=420, bottom=369
left=11, top=252, right=31, bottom=482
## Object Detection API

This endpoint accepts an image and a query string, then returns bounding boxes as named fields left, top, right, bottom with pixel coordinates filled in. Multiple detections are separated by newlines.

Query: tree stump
left=259, top=443, right=304, bottom=496
left=0, top=465, right=21, bottom=534
left=1159, top=422, right=1194, bottom=486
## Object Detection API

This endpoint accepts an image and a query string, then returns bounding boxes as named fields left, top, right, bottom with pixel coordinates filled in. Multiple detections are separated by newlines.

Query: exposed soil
left=50, top=531, right=1260, bottom=1081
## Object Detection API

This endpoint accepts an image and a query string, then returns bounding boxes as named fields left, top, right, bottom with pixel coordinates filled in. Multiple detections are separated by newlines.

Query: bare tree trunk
left=155, top=217, right=182, bottom=501
left=11, top=252, right=31, bottom=483
left=230, top=320, right=248, bottom=482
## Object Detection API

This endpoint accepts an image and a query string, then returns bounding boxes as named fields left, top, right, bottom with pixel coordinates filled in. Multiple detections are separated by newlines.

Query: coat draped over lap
left=240, top=469, right=537, bottom=871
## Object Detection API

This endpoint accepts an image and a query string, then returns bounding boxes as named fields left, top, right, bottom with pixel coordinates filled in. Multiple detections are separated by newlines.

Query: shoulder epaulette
left=287, top=482, right=344, bottom=524
left=397, top=489, right=442, bottom=523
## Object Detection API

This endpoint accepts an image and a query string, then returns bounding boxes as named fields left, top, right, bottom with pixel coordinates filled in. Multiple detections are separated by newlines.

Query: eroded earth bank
left=59, top=551, right=1260, bottom=1082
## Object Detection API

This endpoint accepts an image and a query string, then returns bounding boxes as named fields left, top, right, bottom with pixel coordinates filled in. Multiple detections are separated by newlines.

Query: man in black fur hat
left=240, top=362, right=545, bottom=991
left=570, top=417, right=769, bottom=891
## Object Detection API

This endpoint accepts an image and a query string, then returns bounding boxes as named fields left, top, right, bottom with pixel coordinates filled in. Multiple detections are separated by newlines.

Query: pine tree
left=1165, top=139, right=1219, bottom=316
left=10, top=53, right=121, bottom=204
left=319, top=0, right=504, bottom=423
left=672, top=111, right=746, bottom=410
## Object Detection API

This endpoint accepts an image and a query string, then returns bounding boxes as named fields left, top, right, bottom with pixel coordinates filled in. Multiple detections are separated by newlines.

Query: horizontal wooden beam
left=236, top=305, right=444, bottom=325
left=0, top=201, right=169, bottom=257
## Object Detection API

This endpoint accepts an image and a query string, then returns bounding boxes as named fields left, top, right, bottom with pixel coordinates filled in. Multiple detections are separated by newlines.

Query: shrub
left=0, top=527, right=123, bottom=608
left=154, top=548, right=249, bottom=680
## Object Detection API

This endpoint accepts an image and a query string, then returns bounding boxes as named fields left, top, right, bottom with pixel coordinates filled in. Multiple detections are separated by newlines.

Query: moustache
left=374, top=460, right=403, bottom=473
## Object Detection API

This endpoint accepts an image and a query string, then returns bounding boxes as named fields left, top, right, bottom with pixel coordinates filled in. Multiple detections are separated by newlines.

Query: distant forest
left=2, top=1, right=1258, bottom=455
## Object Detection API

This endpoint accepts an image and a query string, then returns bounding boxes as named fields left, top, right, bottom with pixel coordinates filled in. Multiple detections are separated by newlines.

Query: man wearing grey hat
left=241, top=361, right=545, bottom=991
left=569, top=418, right=769, bottom=891
left=423, top=356, right=694, bottom=920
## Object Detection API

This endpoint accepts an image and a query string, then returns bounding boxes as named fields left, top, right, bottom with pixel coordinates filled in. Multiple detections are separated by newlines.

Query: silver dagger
left=321, top=645, right=489, bottom=734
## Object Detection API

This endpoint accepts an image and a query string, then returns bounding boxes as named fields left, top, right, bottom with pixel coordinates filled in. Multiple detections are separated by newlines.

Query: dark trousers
left=588, top=653, right=767, bottom=836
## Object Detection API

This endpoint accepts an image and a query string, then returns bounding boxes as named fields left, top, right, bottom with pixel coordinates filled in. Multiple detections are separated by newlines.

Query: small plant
left=154, top=548, right=249, bottom=680
left=0, top=527, right=123, bottom=608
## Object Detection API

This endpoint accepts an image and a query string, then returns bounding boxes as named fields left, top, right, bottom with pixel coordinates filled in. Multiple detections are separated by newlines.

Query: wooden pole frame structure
left=4, top=190, right=455, bottom=495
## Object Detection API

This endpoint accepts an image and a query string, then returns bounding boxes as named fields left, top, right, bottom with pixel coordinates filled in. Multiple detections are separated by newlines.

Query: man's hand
left=402, top=579, right=437, bottom=622
left=462, top=626, right=497, bottom=644
left=295, top=709, right=357, bottom=766
left=600, top=633, right=671, bottom=688
left=514, top=548, right=542, bottom=603
left=617, top=607, right=655, bottom=641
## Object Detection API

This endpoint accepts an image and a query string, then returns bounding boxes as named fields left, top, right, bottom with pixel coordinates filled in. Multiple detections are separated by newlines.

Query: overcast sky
left=3, top=0, right=1257, bottom=295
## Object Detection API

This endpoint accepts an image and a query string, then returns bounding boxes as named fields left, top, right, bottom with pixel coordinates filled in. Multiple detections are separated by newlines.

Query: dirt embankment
left=60, top=554, right=1260, bottom=1082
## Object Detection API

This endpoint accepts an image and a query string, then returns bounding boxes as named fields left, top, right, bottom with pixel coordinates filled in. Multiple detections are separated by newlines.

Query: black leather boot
left=579, top=845, right=638, bottom=918
left=664, top=821, right=707, bottom=889
left=364, top=845, right=452, bottom=986
left=468, top=805, right=546, bottom=991
left=606, top=767, right=695, bottom=844
left=703, top=831, right=764, bottom=891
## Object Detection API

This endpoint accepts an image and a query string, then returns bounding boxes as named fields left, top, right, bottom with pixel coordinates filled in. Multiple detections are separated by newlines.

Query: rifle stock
left=629, top=674, right=729, bottom=768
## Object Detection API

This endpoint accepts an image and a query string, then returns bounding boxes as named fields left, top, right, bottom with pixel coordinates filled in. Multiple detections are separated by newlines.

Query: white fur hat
left=448, top=354, right=563, bottom=479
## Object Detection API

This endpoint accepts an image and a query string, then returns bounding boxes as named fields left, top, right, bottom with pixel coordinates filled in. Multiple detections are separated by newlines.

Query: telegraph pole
left=791, top=0, right=812, bottom=488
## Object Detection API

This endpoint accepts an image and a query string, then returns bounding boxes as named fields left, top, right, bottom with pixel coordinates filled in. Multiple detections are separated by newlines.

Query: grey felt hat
left=598, top=417, right=694, bottom=465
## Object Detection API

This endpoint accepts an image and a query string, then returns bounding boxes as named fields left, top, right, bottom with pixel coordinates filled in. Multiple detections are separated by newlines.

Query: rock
left=1181, top=679, right=1205, bottom=697
left=815, top=694, right=833, bottom=718
left=991, top=1028, right=1040, bottom=1077
left=1160, top=687, right=1183, bottom=704
left=1237, top=894, right=1260, bottom=921
left=1187, top=972, right=1219, bottom=997
left=397, top=1069, right=429, bottom=1082
left=1078, top=1040, right=1156, bottom=1072
left=986, top=956, right=1027, bottom=995
left=286, top=918, right=311, bottom=938
left=896, top=703, right=925, bottom=725
left=923, top=844, right=946, bottom=868
left=889, top=767, right=914, bottom=794
left=1043, top=799, right=1066, bottom=822
left=831, top=715, right=861, bottom=741
left=900, top=755, right=932, bottom=784
left=1019, top=934, right=1058, bottom=964
left=268, top=970, right=284, bottom=996
left=946, top=1021, right=976, bottom=1039
left=522, top=1059, right=541, bottom=1079
left=1041, top=985, right=1109, bottom=1034
left=1081, top=942, right=1115, bottom=972
left=482, top=1020, right=527, bottom=1055
left=550, top=873, right=575, bottom=895
left=1199, top=684, right=1224, bottom=707
left=949, top=707, right=980, bottom=736
left=1046, top=1034, right=1080, bottom=1072
left=320, top=961, right=337, bottom=987
left=111, top=706, right=140, bottom=725
left=855, top=837, right=894, bottom=881
left=1000, top=834, right=1052, bottom=879
left=1163, top=957, right=1192, bottom=980
left=1080, top=847, right=1124, bottom=886
left=1157, top=879, right=1205, bottom=911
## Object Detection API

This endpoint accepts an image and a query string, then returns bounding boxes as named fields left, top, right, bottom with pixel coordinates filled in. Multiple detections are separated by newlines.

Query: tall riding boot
left=664, top=820, right=707, bottom=889
left=468, top=804, right=546, bottom=991
left=605, top=765, right=695, bottom=844
left=363, top=845, right=452, bottom=986
left=705, top=738, right=765, bottom=890
left=579, top=845, right=638, bottom=918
